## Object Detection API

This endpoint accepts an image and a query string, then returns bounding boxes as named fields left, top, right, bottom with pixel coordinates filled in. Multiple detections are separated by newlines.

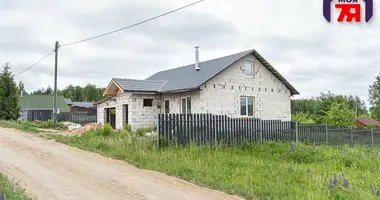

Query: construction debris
left=70, top=123, right=103, bottom=134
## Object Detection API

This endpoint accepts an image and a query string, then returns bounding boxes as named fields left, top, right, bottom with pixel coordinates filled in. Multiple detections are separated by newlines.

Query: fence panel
left=57, top=112, right=97, bottom=124
left=157, top=113, right=380, bottom=148
left=374, top=131, right=380, bottom=146
left=327, top=128, right=351, bottom=146
left=352, top=129, right=372, bottom=147
left=298, top=124, right=327, bottom=145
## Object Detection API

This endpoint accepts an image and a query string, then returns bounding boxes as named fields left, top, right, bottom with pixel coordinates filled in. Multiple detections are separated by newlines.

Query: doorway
left=105, top=108, right=116, bottom=129
left=123, top=104, right=128, bottom=128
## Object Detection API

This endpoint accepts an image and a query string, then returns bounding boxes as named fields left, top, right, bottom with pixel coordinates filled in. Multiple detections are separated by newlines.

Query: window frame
left=243, top=60, right=254, bottom=78
left=164, top=99, right=170, bottom=114
left=181, top=97, right=192, bottom=114
left=143, top=99, right=153, bottom=107
left=240, top=96, right=254, bottom=117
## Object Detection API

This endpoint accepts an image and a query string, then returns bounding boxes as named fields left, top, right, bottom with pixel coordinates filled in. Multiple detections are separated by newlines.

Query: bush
left=135, top=127, right=154, bottom=136
left=101, top=123, right=113, bottom=136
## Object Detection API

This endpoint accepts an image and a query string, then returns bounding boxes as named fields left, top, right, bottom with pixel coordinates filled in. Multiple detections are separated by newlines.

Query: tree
left=84, top=84, right=100, bottom=102
left=291, top=112, right=315, bottom=124
left=18, top=81, right=28, bottom=96
left=369, top=74, right=380, bottom=121
left=0, top=63, right=20, bottom=120
left=321, top=103, right=356, bottom=128
left=31, top=85, right=53, bottom=95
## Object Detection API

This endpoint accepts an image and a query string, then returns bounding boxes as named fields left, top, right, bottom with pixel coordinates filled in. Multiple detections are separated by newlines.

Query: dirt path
left=0, top=128, right=243, bottom=200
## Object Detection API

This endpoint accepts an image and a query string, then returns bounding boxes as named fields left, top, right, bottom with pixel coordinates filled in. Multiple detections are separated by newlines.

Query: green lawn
left=0, top=173, right=32, bottom=200
left=44, top=128, right=380, bottom=200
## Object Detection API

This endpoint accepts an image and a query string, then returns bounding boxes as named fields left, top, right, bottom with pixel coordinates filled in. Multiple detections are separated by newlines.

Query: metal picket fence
left=157, top=113, right=380, bottom=148
left=57, top=112, right=97, bottom=124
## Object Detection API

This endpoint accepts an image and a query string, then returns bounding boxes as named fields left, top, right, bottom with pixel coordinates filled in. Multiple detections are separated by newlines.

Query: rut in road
left=0, top=128, right=244, bottom=200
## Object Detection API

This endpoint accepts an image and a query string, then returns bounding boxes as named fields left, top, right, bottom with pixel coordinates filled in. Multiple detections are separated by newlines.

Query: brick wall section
left=198, top=53, right=291, bottom=120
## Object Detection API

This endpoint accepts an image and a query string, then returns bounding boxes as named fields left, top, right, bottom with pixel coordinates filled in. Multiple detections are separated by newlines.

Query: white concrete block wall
left=199, top=53, right=292, bottom=120
left=129, top=94, right=160, bottom=129
left=160, top=91, right=201, bottom=114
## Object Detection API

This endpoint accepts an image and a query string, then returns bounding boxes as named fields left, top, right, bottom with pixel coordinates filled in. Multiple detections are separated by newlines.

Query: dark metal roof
left=113, top=78, right=167, bottom=92
left=145, top=49, right=299, bottom=95
left=72, top=102, right=96, bottom=109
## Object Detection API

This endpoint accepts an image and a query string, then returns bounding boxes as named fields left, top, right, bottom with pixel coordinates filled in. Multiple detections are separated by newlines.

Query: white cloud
left=1, top=0, right=379, bottom=104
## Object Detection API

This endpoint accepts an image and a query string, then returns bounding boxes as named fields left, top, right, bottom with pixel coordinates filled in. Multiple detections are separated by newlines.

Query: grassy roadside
left=0, top=173, right=32, bottom=200
left=43, top=126, right=380, bottom=200
left=0, top=120, right=66, bottom=133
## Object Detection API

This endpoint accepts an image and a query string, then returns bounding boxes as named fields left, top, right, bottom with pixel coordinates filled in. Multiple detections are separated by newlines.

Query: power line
left=14, top=50, right=55, bottom=77
left=60, top=0, right=205, bottom=47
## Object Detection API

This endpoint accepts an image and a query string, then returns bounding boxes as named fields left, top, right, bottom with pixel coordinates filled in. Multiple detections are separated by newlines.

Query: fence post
left=350, top=127, right=353, bottom=146
left=260, top=119, right=263, bottom=143
left=371, top=128, right=374, bottom=148
left=325, top=124, right=329, bottom=145
left=157, top=114, right=161, bottom=148
left=295, top=121, right=299, bottom=147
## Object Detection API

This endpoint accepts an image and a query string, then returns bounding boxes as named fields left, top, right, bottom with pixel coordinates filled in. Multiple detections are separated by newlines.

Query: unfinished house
left=95, top=48, right=299, bottom=130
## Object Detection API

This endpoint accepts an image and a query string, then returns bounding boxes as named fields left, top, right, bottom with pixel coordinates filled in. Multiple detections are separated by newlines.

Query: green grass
left=44, top=129, right=380, bottom=200
left=0, top=173, right=32, bottom=200
left=0, top=120, right=66, bottom=133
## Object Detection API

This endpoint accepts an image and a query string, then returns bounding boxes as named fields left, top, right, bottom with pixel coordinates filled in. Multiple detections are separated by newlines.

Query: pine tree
left=0, top=63, right=20, bottom=120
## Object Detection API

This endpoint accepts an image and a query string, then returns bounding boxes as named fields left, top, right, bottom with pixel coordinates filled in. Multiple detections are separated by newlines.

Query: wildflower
left=343, top=179, right=349, bottom=188
left=333, top=174, right=337, bottom=185
left=320, top=157, right=323, bottom=162
left=291, top=144, right=295, bottom=151
left=342, top=173, right=344, bottom=177
left=0, top=192, right=4, bottom=200
left=370, top=185, right=374, bottom=191
left=377, top=190, right=380, bottom=196
left=288, top=168, right=291, bottom=173
left=329, top=178, right=334, bottom=189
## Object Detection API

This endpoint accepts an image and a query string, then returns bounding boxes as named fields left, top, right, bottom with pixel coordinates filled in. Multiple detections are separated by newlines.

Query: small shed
left=19, top=95, right=69, bottom=121
left=356, top=118, right=380, bottom=130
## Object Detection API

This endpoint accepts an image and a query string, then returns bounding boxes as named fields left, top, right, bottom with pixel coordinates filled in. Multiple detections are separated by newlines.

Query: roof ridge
left=114, top=78, right=167, bottom=83
left=149, top=49, right=253, bottom=75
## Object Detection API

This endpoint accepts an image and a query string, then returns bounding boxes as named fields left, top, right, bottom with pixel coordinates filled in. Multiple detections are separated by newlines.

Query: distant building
left=19, top=95, right=69, bottom=121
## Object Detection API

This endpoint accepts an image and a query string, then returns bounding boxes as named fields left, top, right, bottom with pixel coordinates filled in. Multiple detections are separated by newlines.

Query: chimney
left=195, top=46, right=200, bottom=71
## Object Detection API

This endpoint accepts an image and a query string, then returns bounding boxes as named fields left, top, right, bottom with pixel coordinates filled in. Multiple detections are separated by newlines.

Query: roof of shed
left=357, top=118, right=380, bottom=126
left=71, top=102, right=96, bottom=109
left=20, top=95, right=68, bottom=110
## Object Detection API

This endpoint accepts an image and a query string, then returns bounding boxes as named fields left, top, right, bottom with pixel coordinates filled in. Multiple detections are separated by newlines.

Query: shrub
left=125, top=124, right=132, bottom=132
left=135, top=127, right=155, bottom=136
left=101, top=123, right=113, bottom=136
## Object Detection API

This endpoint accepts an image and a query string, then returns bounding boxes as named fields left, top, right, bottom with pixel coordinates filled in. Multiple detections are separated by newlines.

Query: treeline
left=291, top=92, right=368, bottom=127
left=26, top=84, right=105, bottom=102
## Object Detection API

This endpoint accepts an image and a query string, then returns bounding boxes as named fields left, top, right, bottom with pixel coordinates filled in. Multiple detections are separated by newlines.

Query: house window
left=240, top=97, right=254, bottom=117
left=244, top=61, right=254, bottom=78
left=181, top=97, right=191, bottom=114
left=164, top=100, right=170, bottom=114
left=143, top=99, right=153, bottom=107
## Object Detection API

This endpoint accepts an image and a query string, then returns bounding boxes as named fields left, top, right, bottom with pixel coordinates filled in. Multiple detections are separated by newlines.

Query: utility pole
left=53, top=41, right=59, bottom=128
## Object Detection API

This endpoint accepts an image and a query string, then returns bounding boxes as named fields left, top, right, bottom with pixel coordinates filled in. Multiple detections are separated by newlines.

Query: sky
left=1, top=0, right=379, bottom=104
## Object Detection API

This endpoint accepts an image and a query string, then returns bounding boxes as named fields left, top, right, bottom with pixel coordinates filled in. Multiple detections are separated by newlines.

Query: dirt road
left=0, top=128, right=243, bottom=200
